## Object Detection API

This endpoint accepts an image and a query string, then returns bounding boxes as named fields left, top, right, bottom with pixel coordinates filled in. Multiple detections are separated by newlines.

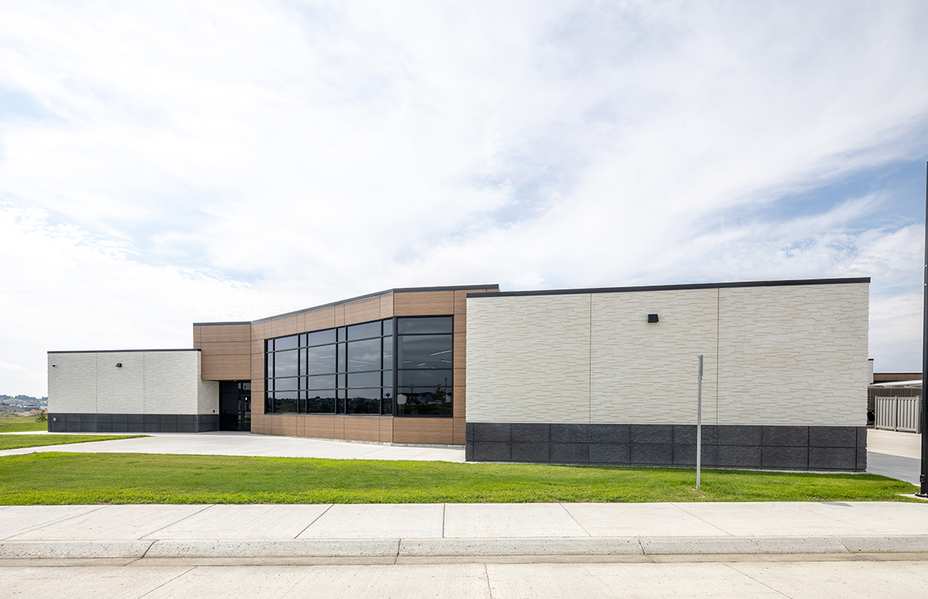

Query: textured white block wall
left=96, top=352, right=144, bottom=414
left=717, top=283, right=869, bottom=426
left=591, top=289, right=719, bottom=424
left=467, top=282, right=869, bottom=426
left=47, top=350, right=210, bottom=414
left=142, top=351, right=201, bottom=415
left=47, top=353, right=97, bottom=413
left=467, top=294, right=592, bottom=424
left=197, top=354, right=219, bottom=414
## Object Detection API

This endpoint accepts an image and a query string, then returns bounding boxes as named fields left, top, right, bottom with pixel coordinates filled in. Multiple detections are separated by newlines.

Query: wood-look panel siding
left=393, top=417, right=453, bottom=444
left=394, top=291, right=455, bottom=316
left=305, top=306, right=336, bottom=331
left=379, top=417, right=394, bottom=442
left=345, top=416, right=381, bottom=442
left=194, top=323, right=252, bottom=381
left=346, top=296, right=382, bottom=325
left=195, top=324, right=251, bottom=343
left=380, top=292, right=394, bottom=318
left=452, top=417, right=466, bottom=445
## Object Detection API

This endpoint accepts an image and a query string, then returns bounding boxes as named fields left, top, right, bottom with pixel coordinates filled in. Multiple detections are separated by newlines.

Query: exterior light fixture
left=115, top=362, right=123, bottom=368
left=647, top=313, right=659, bottom=323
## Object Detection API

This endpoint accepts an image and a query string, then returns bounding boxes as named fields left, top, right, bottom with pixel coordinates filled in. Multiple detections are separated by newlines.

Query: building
left=47, top=277, right=871, bottom=470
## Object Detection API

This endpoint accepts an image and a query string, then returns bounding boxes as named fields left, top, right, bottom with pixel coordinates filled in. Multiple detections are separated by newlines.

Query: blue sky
left=0, top=1, right=926, bottom=395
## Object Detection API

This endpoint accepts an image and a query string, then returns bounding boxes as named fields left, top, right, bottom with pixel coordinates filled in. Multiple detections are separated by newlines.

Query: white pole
left=696, top=354, right=704, bottom=490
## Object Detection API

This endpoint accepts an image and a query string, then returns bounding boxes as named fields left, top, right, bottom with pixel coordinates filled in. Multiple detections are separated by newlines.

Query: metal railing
left=874, top=396, right=921, bottom=433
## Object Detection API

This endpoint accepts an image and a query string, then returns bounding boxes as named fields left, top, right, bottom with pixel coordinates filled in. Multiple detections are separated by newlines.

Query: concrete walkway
left=0, top=432, right=465, bottom=462
left=2, top=501, right=928, bottom=563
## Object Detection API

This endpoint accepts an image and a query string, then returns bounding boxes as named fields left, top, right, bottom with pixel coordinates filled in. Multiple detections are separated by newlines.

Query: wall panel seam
left=716, top=288, right=720, bottom=425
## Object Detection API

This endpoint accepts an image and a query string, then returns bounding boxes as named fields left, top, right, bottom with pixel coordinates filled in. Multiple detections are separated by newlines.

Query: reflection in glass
left=308, top=374, right=336, bottom=389
left=348, top=371, right=380, bottom=387
left=306, top=390, right=336, bottom=413
left=347, top=321, right=381, bottom=340
left=347, top=388, right=380, bottom=414
left=383, top=336, right=393, bottom=370
left=397, top=335, right=452, bottom=369
left=308, top=345, right=336, bottom=374
left=274, top=349, right=299, bottom=377
left=308, top=329, right=337, bottom=346
left=348, top=338, right=381, bottom=371
left=395, top=387, right=452, bottom=416
left=275, top=335, right=299, bottom=351
left=397, top=317, right=452, bottom=334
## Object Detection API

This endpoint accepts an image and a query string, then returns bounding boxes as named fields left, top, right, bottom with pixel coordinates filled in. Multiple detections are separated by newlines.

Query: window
left=308, top=345, right=336, bottom=374
left=348, top=338, right=380, bottom=371
left=397, top=335, right=452, bottom=369
left=265, top=318, right=397, bottom=416
left=395, top=316, right=453, bottom=417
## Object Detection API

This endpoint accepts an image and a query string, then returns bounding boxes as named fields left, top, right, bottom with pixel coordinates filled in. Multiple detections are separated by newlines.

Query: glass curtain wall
left=395, top=316, right=453, bottom=417
left=265, top=318, right=397, bottom=415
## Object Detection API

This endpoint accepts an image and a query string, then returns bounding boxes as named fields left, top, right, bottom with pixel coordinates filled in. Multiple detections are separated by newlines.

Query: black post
left=920, top=161, right=928, bottom=497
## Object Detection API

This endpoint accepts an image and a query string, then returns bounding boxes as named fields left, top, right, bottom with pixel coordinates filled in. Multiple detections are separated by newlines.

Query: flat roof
left=48, top=348, right=200, bottom=354
left=467, top=277, right=870, bottom=298
left=247, top=284, right=500, bottom=325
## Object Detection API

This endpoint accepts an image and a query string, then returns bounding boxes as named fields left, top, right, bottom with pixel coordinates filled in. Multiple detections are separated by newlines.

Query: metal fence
left=874, top=395, right=921, bottom=433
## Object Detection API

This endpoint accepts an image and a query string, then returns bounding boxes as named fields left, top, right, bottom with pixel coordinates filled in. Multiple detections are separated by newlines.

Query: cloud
left=0, top=1, right=927, bottom=394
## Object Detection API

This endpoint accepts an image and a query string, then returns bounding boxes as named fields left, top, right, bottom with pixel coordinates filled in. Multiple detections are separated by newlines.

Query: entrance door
left=219, top=380, right=251, bottom=431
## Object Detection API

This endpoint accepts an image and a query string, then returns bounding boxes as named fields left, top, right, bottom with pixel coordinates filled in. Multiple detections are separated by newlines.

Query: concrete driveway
left=867, top=429, right=920, bottom=484
left=0, top=431, right=465, bottom=462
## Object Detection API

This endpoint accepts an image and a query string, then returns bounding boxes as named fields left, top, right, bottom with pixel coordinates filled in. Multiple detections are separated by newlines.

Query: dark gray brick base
left=465, top=423, right=868, bottom=471
left=47, top=413, right=219, bottom=433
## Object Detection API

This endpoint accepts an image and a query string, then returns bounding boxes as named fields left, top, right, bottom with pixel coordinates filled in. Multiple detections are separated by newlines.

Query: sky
left=1, top=1, right=927, bottom=396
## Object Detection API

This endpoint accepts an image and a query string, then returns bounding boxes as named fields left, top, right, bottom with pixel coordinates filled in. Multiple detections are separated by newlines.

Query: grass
left=0, top=434, right=145, bottom=451
left=0, top=452, right=915, bottom=505
left=0, top=415, right=47, bottom=433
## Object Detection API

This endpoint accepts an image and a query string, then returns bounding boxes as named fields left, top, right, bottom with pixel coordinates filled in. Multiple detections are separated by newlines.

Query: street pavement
left=3, top=560, right=928, bottom=598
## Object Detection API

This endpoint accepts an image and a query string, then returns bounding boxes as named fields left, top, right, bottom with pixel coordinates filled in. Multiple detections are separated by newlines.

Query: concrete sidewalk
left=0, top=431, right=465, bottom=462
left=2, top=501, right=927, bottom=563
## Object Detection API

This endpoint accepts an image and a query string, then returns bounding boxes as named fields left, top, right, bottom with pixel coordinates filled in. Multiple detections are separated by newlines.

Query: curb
left=144, top=539, right=400, bottom=558
left=0, top=541, right=153, bottom=559
left=3, top=536, right=928, bottom=561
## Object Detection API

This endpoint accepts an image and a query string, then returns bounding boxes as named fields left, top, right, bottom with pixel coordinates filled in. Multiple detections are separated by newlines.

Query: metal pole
left=920, top=161, right=928, bottom=497
left=696, top=354, right=704, bottom=490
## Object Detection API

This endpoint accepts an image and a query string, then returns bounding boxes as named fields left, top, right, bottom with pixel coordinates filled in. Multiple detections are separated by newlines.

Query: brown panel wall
left=393, top=417, right=453, bottom=444
left=394, top=290, right=455, bottom=316
left=346, top=296, right=383, bottom=324
left=194, top=323, right=251, bottom=381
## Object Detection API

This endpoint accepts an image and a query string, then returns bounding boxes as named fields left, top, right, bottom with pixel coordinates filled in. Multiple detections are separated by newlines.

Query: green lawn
left=0, top=434, right=145, bottom=451
left=0, top=452, right=915, bottom=505
left=0, top=415, right=47, bottom=433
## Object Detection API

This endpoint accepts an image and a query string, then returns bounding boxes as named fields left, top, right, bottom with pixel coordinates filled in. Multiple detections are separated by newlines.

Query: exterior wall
left=716, top=284, right=869, bottom=426
left=194, top=323, right=251, bottom=380
left=249, top=284, right=497, bottom=445
left=465, top=281, right=870, bottom=470
left=47, top=350, right=218, bottom=432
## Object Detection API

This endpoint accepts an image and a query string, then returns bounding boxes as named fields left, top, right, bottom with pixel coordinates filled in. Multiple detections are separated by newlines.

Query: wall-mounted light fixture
left=115, top=362, right=123, bottom=368
left=647, top=313, right=659, bottom=323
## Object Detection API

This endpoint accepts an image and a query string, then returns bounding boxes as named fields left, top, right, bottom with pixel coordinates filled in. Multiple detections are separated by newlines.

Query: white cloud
left=0, top=1, right=927, bottom=394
